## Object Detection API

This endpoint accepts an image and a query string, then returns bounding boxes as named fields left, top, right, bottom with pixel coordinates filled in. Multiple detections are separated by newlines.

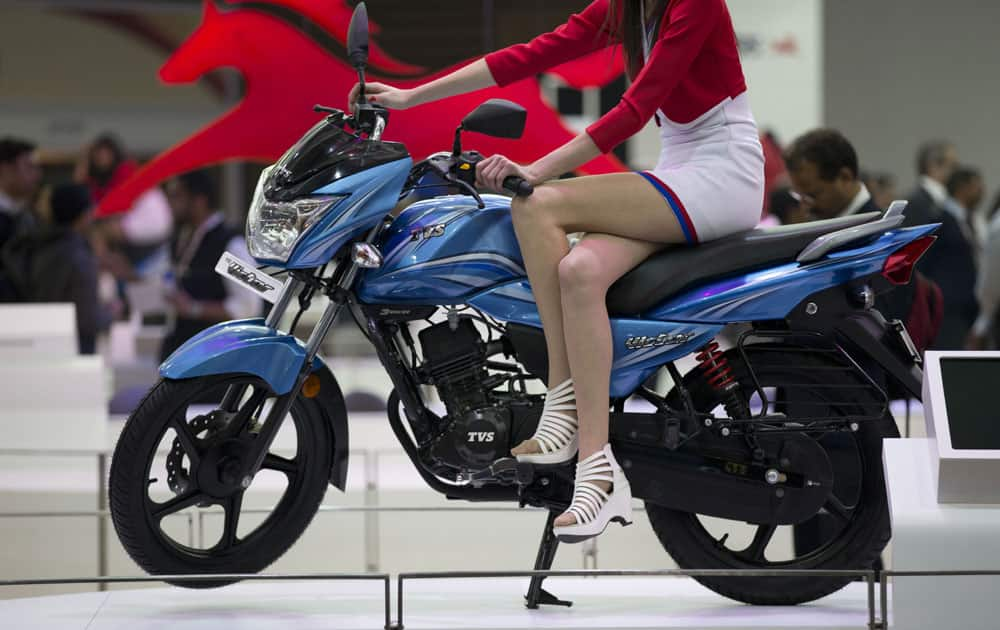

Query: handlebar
left=502, top=176, right=534, bottom=197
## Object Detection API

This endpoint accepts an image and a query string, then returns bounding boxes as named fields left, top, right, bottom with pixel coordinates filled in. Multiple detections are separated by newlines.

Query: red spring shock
left=695, top=341, right=736, bottom=391
left=696, top=340, right=749, bottom=420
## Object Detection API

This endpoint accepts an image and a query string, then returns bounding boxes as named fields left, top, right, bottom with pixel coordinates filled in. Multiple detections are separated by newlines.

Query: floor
left=0, top=577, right=876, bottom=630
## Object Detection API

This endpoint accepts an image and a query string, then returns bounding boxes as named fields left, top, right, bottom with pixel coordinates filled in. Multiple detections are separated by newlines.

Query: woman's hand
left=476, top=154, right=538, bottom=193
left=348, top=82, right=412, bottom=111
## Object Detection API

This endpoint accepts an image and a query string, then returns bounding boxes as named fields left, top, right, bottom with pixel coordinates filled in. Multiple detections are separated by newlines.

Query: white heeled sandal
left=514, top=378, right=578, bottom=465
left=553, top=443, right=633, bottom=543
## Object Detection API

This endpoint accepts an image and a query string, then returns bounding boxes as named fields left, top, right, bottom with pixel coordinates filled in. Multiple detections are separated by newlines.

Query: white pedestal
left=0, top=304, right=77, bottom=358
left=883, top=438, right=1000, bottom=629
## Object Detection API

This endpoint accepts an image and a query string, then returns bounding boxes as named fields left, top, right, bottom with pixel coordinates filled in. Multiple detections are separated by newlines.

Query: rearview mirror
left=461, top=99, right=527, bottom=139
left=347, top=2, right=370, bottom=70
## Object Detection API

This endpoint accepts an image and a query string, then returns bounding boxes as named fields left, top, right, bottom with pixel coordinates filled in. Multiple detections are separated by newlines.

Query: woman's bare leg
left=508, top=173, right=688, bottom=466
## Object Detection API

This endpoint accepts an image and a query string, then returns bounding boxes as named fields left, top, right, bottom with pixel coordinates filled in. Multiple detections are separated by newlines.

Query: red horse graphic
left=98, top=1, right=627, bottom=214
left=225, top=0, right=625, bottom=87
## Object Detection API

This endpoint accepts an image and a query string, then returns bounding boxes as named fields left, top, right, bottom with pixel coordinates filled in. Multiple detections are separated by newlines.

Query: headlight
left=246, top=167, right=346, bottom=262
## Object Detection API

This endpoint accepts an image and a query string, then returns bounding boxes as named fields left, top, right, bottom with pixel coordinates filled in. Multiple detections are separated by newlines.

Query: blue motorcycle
left=109, top=3, right=938, bottom=607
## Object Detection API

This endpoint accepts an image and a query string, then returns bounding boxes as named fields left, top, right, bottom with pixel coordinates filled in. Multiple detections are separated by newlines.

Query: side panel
left=285, top=158, right=413, bottom=269
left=469, top=282, right=722, bottom=397
left=357, top=194, right=525, bottom=304
left=647, top=226, right=938, bottom=322
left=160, top=318, right=312, bottom=395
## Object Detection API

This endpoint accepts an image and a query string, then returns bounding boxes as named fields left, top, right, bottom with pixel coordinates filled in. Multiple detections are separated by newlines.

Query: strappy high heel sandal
left=512, top=378, right=577, bottom=465
left=553, top=443, right=633, bottom=543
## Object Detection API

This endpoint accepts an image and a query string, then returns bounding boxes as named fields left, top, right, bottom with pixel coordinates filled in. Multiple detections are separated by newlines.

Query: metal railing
left=0, top=573, right=392, bottom=629
left=6, top=565, right=1000, bottom=628
left=395, top=568, right=881, bottom=629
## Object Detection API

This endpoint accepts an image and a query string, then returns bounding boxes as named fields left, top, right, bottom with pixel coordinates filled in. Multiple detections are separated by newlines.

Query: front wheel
left=648, top=346, right=894, bottom=605
left=109, top=374, right=333, bottom=587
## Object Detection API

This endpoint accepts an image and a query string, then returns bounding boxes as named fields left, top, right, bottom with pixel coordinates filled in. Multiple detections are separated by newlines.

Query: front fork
left=228, top=224, right=384, bottom=480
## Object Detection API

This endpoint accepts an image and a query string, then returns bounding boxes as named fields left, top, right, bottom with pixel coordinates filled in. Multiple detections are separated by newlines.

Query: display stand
left=882, top=351, right=1000, bottom=629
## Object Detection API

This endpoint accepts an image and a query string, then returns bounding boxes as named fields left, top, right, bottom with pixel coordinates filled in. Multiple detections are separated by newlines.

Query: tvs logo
left=97, top=0, right=628, bottom=215
left=410, top=224, right=445, bottom=242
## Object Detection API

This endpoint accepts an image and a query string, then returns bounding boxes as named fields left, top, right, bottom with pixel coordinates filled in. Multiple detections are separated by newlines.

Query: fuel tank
left=357, top=194, right=526, bottom=304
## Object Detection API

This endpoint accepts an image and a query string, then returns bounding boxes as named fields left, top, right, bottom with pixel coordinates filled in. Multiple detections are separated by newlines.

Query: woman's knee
left=558, top=247, right=611, bottom=299
left=510, top=186, right=562, bottom=229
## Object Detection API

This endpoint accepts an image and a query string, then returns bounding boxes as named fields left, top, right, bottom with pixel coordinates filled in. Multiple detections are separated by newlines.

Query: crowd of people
left=0, top=134, right=259, bottom=357
left=767, top=129, right=1000, bottom=352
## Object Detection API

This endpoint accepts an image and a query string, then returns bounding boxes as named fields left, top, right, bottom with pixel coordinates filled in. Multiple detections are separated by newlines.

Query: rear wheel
left=109, top=374, right=333, bottom=587
left=647, top=346, right=893, bottom=605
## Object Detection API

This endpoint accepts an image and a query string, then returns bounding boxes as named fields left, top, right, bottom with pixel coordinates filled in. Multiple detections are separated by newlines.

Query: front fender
left=160, top=318, right=350, bottom=490
left=161, top=318, right=316, bottom=395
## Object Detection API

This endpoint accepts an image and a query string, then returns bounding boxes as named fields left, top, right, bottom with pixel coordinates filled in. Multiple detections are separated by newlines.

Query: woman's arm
left=408, top=58, right=498, bottom=108
left=350, top=0, right=613, bottom=111
left=349, top=59, right=496, bottom=110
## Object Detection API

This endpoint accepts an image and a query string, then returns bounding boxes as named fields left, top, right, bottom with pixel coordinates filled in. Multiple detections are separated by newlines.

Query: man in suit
left=0, top=138, right=41, bottom=250
left=783, top=128, right=881, bottom=220
left=902, top=142, right=978, bottom=349
left=904, top=141, right=958, bottom=227
left=0, top=138, right=42, bottom=301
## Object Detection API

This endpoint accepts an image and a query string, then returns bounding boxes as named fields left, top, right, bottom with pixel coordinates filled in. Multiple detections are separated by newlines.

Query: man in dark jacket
left=784, top=129, right=941, bottom=346
left=3, top=184, right=111, bottom=354
left=901, top=141, right=977, bottom=349
left=160, top=170, right=260, bottom=361
left=784, top=128, right=881, bottom=219
left=0, top=138, right=42, bottom=301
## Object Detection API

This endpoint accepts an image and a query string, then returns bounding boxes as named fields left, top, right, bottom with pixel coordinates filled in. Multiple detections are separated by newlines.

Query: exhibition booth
left=3, top=1, right=1000, bottom=629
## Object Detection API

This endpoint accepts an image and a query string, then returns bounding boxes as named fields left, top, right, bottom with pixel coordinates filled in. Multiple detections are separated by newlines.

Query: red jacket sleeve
left=586, top=0, right=723, bottom=154
left=484, top=0, right=614, bottom=87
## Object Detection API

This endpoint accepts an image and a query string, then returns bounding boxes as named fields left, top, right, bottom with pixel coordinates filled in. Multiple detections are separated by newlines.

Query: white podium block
left=0, top=357, right=108, bottom=452
left=883, top=438, right=1000, bottom=630
left=922, top=351, right=1000, bottom=503
left=0, top=303, right=77, bottom=358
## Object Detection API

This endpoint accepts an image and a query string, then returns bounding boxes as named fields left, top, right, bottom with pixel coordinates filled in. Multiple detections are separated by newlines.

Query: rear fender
left=160, top=318, right=350, bottom=490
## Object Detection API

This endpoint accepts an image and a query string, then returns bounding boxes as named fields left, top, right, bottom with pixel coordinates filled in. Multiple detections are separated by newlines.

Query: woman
left=350, top=0, right=764, bottom=542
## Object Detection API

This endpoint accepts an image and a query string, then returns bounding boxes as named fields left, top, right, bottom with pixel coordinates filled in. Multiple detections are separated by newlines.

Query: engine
left=418, top=316, right=515, bottom=473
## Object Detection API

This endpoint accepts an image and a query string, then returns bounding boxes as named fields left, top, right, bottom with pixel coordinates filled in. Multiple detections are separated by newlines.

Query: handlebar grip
left=503, top=176, right=534, bottom=197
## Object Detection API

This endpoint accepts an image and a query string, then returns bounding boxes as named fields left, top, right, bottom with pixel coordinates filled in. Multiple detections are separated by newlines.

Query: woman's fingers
left=476, top=156, right=505, bottom=190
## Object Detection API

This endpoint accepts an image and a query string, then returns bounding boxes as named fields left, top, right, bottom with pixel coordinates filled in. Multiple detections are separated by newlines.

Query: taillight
left=882, top=235, right=936, bottom=285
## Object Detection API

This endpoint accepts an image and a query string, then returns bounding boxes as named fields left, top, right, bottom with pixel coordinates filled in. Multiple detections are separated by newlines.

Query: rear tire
left=647, top=346, right=893, bottom=605
left=109, top=375, right=333, bottom=587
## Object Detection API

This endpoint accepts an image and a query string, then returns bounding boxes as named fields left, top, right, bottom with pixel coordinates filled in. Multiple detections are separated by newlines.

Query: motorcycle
left=109, top=2, right=939, bottom=607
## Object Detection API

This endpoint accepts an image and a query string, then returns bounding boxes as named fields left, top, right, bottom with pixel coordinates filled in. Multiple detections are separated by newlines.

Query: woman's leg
left=509, top=173, right=689, bottom=462
left=555, top=233, right=665, bottom=525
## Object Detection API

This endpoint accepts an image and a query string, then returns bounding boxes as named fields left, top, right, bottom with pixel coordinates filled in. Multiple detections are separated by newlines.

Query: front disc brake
left=166, top=412, right=227, bottom=495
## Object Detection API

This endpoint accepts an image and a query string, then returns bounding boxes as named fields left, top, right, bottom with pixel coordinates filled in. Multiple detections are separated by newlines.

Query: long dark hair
left=607, top=0, right=670, bottom=79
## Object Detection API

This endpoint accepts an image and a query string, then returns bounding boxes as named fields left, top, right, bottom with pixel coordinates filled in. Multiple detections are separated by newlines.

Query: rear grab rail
left=797, top=200, right=908, bottom=263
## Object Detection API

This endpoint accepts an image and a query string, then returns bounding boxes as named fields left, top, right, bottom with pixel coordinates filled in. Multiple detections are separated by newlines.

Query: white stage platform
left=0, top=578, right=874, bottom=630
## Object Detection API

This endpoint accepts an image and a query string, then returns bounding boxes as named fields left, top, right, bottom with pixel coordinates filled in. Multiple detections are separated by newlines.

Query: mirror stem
left=357, top=68, right=367, bottom=106
left=452, top=126, right=464, bottom=157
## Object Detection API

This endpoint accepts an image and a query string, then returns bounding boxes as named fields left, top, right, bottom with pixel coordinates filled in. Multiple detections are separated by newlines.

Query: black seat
left=606, top=212, right=880, bottom=316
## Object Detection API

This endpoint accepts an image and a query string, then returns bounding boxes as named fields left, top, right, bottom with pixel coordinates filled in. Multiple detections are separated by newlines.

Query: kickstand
left=524, top=510, right=573, bottom=609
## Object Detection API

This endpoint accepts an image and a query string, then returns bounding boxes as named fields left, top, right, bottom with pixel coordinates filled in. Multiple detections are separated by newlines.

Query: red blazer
left=485, top=0, right=746, bottom=154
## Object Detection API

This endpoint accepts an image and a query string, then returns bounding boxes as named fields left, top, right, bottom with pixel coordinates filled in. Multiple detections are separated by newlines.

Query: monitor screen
left=940, top=358, right=1000, bottom=450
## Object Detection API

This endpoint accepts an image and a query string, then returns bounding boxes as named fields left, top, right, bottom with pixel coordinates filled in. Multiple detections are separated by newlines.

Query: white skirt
left=637, top=92, right=765, bottom=244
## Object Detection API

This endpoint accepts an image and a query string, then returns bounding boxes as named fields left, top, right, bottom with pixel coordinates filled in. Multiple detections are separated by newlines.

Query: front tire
left=109, top=374, right=333, bottom=587
left=647, top=346, right=893, bottom=605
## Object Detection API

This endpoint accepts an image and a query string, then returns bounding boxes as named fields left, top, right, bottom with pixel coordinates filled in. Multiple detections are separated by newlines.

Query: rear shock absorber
left=695, top=341, right=750, bottom=421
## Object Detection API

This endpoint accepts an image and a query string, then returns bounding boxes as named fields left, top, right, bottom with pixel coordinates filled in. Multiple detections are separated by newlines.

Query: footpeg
left=460, top=457, right=532, bottom=486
